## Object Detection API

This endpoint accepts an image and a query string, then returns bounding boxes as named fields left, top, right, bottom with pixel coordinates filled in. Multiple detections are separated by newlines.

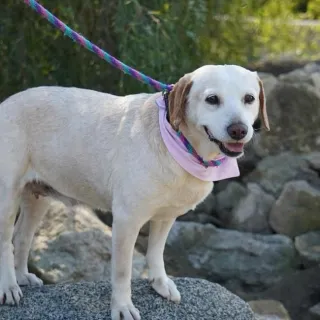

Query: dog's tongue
left=224, top=142, right=244, bottom=152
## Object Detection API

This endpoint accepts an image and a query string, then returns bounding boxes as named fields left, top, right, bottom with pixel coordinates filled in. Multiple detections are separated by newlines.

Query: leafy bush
left=0, top=0, right=319, bottom=100
left=0, top=0, right=119, bottom=101
left=308, top=0, right=320, bottom=18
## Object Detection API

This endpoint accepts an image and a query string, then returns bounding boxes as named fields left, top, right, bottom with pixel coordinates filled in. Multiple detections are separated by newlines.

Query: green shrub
left=0, top=0, right=319, bottom=100
left=308, top=0, right=320, bottom=18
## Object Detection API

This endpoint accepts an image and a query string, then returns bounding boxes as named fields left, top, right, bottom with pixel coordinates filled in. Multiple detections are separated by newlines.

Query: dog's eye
left=244, top=94, right=255, bottom=104
left=205, top=95, right=220, bottom=105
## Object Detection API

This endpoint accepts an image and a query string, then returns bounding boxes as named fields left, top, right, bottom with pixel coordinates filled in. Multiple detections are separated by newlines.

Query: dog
left=0, top=64, right=269, bottom=320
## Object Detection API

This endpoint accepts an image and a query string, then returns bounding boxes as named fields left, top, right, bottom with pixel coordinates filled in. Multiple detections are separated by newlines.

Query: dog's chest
left=151, top=178, right=213, bottom=220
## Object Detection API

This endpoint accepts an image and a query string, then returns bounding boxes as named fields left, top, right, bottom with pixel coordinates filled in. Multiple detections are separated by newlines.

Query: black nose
left=227, top=123, right=248, bottom=140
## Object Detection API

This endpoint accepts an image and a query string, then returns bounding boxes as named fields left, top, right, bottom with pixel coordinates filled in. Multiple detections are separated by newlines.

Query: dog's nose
left=227, top=123, right=248, bottom=140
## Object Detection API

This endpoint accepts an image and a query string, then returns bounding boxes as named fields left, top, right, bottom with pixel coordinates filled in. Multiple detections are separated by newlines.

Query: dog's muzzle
left=204, top=126, right=244, bottom=157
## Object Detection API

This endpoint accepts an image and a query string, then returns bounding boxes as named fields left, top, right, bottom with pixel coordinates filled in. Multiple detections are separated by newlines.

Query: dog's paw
left=16, top=272, right=43, bottom=287
left=0, top=282, right=23, bottom=305
left=111, top=301, right=141, bottom=320
left=150, top=276, right=181, bottom=303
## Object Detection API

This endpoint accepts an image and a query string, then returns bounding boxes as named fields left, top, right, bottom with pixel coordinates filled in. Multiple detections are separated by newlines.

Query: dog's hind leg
left=0, top=183, right=23, bottom=305
left=13, top=188, right=51, bottom=287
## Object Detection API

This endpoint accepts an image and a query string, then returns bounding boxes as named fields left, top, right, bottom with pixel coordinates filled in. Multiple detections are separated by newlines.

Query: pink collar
left=156, top=96, right=240, bottom=182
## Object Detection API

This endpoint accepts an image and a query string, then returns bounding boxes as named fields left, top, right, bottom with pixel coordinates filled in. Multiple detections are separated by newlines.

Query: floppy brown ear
left=258, top=78, right=270, bottom=131
left=168, top=74, right=193, bottom=131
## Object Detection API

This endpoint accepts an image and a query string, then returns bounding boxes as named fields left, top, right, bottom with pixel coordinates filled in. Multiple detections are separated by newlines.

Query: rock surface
left=0, top=278, right=255, bottom=320
left=258, top=65, right=320, bottom=155
left=278, top=62, right=320, bottom=87
left=249, top=299, right=291, bottom=320
left=305, top=152, right=320, bottom=171
left=216, top=181, right=247, bottom=217
left=29, top=202, right=147, bottom=283
left=269, top=181, right=320, bottom=238
left=225, top=183, right=274, bottom=234
left=295, top=231, right=320, bottom=268
left=308, top=303, right=320, bottom=320
left=164, top=222, right=296, bottom=292
left=245, top=153, right=319, bottom=196
left=246, top=265, right=320, bottom=320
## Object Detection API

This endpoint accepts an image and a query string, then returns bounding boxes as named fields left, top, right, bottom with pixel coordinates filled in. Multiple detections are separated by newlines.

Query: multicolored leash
left=23, top=0, right=174, bottom=92
left=176, top=131, right=225, bottom=168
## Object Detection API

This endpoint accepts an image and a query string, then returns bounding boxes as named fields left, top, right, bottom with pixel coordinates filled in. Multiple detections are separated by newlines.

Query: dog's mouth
left=204, top=126, right=244, bottom=158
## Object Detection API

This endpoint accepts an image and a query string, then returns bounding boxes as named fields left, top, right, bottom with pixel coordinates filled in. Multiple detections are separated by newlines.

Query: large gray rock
left=216, top=181, right=247, bottom=217
left=295, top=231, right=320, bottom=268
left=258, top=71, right=320, bottom=155
left=245, top=153, right=319, bottom=196
left=0, top=278, right=255, bottom=320
left=278, top=62, right=320, bottom=88
left=305, top=152, right=320, bottom=171
left=225, top=183, right=274, bottom=234
left=29, top=202, right=146, bottom=283
left=309, top=303, right=320, bottom=320
left=164, top=222, right=296, bottom=292
left=249, top=300, right=291, bottom=320
left=252, top=265, right=320, bottom=320
left=250, top=58, right=310, bottom=76
left=269, top=181, right=320, bottom=238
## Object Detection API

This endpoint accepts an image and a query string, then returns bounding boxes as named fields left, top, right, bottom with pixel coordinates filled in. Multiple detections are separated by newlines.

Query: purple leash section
left=24, top=0, right=174, bottom=92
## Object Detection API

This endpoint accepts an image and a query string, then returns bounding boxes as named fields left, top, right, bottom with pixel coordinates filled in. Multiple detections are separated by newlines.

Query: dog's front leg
left=111, top=208, right=142, bottom=320
left=146, top=219, right=181, bottom=303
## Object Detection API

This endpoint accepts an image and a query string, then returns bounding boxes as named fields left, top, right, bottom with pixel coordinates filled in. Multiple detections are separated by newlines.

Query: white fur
left=0, top=65, right=261, bottom=319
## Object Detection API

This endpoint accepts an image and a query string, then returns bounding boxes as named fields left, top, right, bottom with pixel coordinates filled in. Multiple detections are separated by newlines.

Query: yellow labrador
left=0, top=65, right=269, bottom=320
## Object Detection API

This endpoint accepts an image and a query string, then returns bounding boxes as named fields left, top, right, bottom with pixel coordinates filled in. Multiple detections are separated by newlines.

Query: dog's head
left=168, top=65, right=269, bottom=158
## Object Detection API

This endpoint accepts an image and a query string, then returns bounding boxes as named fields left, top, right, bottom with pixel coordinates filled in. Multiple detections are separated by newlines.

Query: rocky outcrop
left=295, top=231, right=320, bottom=267
left=249, top=265, right=320, bottom=320
left=163, top=222, right=297, bottom=292
left=249, top=300, right=291, bottom=320
left=258, top=63, right=320, bottom=156
left=244, top=153, right=319, bottom=196
left=0, top=278, right=255, bottom=320
left=308, top=303, right=320, bottom=320
left=269, top=181, right=320, bottom=238
left=219, top=183, right=274, bottom=234
left=216, top=181, right=247, bottom=217
left=29, top=202, right=147, bottom=283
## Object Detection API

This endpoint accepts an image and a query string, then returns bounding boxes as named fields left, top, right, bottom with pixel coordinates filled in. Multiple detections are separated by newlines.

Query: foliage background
left=0, top=0, right=319, bottom=101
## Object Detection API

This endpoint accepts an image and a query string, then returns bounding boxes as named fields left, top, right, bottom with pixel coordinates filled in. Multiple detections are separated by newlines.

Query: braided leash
left=24, top=0, right=174, bottom=92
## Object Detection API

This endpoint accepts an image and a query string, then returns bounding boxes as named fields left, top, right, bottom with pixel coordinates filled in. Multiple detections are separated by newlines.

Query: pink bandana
left=156, top=96, right=240, bottom=182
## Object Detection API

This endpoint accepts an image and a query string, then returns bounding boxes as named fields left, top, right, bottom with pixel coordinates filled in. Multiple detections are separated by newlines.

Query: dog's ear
left=258, top=77, right=270, bottom=131
left=168, top=74, right=193, bottom=130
